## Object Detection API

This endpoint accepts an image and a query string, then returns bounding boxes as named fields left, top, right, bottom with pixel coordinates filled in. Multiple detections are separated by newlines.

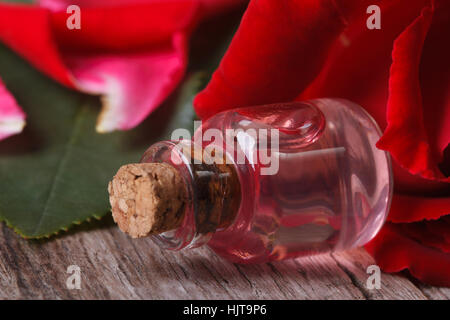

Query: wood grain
left=0, top=218, right=446, bottom=300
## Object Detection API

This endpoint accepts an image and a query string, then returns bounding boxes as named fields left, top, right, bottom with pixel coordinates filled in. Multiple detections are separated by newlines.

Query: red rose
left=0, top=0, right=243, bottom=136
left=194, top=0, right=450, bottom=286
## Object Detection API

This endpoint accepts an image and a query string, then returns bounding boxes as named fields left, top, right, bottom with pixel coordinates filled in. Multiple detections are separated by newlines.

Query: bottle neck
left=140, top=140, right=241, bottom=250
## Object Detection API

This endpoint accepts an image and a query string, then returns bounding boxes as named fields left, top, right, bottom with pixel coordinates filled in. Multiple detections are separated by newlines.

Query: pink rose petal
left=0, top=78, right=26, bottom=141
left=66, top=33, right=187, bottom=132
left=1, top=1, right=244, bottom=134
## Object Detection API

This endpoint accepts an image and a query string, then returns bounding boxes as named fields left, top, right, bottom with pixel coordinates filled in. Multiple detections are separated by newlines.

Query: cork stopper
left=108, top=163, right=186, bottom=238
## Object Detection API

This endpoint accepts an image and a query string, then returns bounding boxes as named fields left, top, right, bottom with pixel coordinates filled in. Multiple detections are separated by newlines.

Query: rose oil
left=110, top=98, right=392, bottom=264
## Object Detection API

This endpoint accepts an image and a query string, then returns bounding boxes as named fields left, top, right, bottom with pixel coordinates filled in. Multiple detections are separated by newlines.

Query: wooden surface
left=0, top=218, right=448, bottom=300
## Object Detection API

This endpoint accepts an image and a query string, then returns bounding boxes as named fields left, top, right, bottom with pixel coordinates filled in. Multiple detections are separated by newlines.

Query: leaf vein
left=31, top=105, right=88, bottom=236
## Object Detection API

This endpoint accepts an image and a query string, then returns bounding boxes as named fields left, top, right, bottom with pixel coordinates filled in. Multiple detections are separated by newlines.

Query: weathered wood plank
left=332, top=250, right=427, bottom=299
left=0, top=220, right=446, bottom=300
left=412, top=283, right=450, bottom=300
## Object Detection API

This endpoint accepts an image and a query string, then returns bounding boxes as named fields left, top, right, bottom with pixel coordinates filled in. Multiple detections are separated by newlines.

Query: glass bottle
left=140, top=98, right=393, bottom=264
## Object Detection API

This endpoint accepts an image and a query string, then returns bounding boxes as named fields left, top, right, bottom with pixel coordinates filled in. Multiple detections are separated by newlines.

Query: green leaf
left=0, top=44, right=201, bottom=238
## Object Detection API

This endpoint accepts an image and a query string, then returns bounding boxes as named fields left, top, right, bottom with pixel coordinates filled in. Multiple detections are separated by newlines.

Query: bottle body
left=142, top=98, right=393, bottom=264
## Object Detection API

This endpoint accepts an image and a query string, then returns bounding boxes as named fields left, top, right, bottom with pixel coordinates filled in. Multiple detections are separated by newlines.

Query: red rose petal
left=396, top=217, right=450, bottom=253
left=0, top=3, right=75, bottom=88
left=45, top=1, right=200, bottom=132
left=39, top=0, right=246, bottom=18
left=389, top=193, right=450, bottom=222
left=366, top=221, right=450, bottom=287
left=194, top=0, right=370, bottom=119
left=0, top=1, right=243, bottom=132
left=0, top=2, right=201, bottom=133
left=66, top=33, right=188, bottom=132
left=298, top=0, right=431, bottom=131
left=295, top=0, right=448, bottom=188
left=376, top=3, right=450, bottom=182
left=0, top=78, right=26, bottom=140
left=49, top=2, right=199, bottom=53
left=418, top=0, right=450, bottom=175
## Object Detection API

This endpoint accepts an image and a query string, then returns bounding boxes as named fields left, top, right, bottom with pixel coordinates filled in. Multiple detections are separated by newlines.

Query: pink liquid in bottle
left=142, top=99, right=393, bottom=264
